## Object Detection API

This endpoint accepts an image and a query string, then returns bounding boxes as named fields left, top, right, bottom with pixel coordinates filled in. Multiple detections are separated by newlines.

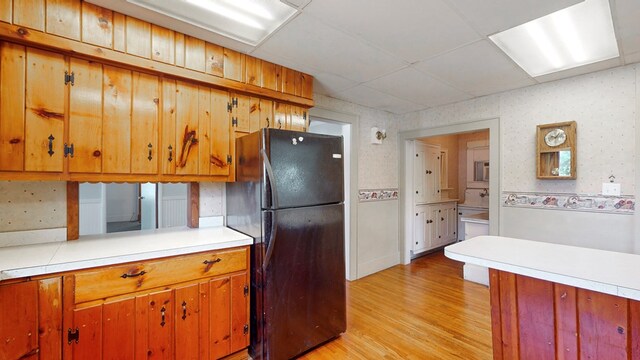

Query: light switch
left=602, top=183, right=621, bottom=196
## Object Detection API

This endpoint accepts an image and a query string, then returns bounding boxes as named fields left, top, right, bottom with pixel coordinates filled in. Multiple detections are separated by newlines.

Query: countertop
left=445, top=236, right=640, bottom=301
left=457, top=203, right=488, bottom=210
left=460, top=212, right=489, bottom=224
left=0, top=226, right=253, bottom=281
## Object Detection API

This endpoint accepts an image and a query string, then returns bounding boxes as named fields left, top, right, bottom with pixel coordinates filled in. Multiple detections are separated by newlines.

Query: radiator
left=160, top=196, right=187, bottom=228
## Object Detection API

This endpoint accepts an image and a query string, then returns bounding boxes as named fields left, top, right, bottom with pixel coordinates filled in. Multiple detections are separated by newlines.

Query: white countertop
left=0, top=226, right=253, bottom=281
left=457, top=204, right=488, bottom=210
left=445, top=236, right=640, bottom=301
left=460, top=212, right=489, bottom=224
left=416, top=198, right=459, bottom=205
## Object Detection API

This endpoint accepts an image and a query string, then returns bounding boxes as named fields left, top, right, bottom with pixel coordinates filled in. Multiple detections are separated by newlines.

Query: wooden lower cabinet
left=57, top=247, right=250, bottom=360
left=489, top=269, right=640, bottom=360
left=0, top=278, right=62, bottom=360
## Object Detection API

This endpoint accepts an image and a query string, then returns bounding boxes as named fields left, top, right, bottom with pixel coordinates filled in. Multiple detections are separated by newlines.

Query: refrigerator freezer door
left=263, top=129, right=344, bottom=209
left=257, top=204, right=346, bottom=360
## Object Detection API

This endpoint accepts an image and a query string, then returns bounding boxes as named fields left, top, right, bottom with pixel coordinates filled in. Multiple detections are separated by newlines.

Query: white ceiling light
left=489, top=0, right=619, bottom=77
left=127, top=0, right=297, bottom=46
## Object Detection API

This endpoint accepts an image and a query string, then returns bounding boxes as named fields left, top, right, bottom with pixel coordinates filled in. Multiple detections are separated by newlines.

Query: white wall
left=106, top=183, right=138, bottom=222
left=400, top=64, right=639, bottom=253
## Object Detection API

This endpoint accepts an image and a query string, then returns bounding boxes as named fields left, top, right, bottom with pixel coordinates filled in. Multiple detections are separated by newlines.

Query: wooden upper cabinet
left=46, top=0, right=81, bottom=41
left=131, top=72, right=159, bottom=174
left=282, top=67, right=300, bottom=96
left=224, top=48, right=245, bottom=82
left=205, top=42, right=224, bottom=77
left=25, top=47, right=65, bottom=172
left=185, top=36, right=206, bottom=73
left=0, top=42, right=26, bottom=171
left=13, top=0, right=45, bottom=31
left=289, top=106, right=308, bottom=132
left=151, top=25, right=175, bottom=64
left=81, top=2, right=113, bottom=48
left=231, top=93, right=250, bottom=133
left=260, top=99, right=274, bottom=129
left=175, top=81, right=200, bottom=175
left=102, top=65, right=132, bottom=174
left=161, top=78, right=177, bottom=175
left=68, top=57, right=103, bottom=173
left=274, top=102, right=287, bottom=130
left=301, top=72, right=313, bottom=99
left=125, top=17, right=151, bottom=59
left=245, top=56, right=261, bottom=87
left=210, top=88, right=231, bottom=176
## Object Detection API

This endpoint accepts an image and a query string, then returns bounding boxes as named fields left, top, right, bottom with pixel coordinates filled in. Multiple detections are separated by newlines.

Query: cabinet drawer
left=74, top=247, right=247, bottom=304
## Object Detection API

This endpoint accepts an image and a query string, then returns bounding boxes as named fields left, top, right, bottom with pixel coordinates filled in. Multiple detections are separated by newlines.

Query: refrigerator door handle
left=263, top=211, right=277, bottom=271
left=260, top=149, right=279, bottom=208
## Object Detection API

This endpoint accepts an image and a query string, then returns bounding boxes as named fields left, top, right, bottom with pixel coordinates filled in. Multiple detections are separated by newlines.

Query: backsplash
left=502, top=191, right=635, bottom=214
left=0, top=181, right=66, bottom=232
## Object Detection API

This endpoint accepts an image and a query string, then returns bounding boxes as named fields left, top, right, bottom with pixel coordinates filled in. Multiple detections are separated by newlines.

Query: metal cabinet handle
left=48, top=134, right=55, bottom=156
left=266, top=117, right=270, bottom=127
left=168, top=145, right=173, bottom=162
left=182, top=301, right=187, bottom=320
left=160, top=306, right=166, bottom=327
left=147, top=143, right=153, bottom=161
left=203, top=258, right=222, bottom=265
left=121, top=270, right=146, bottom=278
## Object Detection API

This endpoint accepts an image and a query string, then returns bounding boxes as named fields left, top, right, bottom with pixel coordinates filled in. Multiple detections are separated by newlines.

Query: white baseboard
left=0, top=228, right=67, bottom=248
left=357, top=252, right=400, bottom=279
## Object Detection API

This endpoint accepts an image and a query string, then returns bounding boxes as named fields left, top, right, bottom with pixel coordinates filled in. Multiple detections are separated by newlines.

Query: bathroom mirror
left=473, top=161, right=489, bottom=182
left=79, top=182, right=188, bottom=235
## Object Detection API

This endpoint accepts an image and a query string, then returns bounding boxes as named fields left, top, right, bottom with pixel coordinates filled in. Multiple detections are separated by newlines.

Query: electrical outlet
left=602, top=183, right=621, bottom=196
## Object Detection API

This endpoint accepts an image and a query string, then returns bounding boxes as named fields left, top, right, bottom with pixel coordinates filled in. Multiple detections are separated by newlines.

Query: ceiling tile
left=303, top=0, right=481, bottom=62
left=335, top=86, right=426, bottom=114
left=313, top=73, right=359, bottom=96
left=446, top=0, right=582, bottom=35
left=365, top=67, right=473, bottom=107
left=535, top=57, right=623, bottom=83
left=612, top=0, right=640, bottom=57
left=255, top=14, right=408, bottom=82
left=414, top=40, right=536, bottom=96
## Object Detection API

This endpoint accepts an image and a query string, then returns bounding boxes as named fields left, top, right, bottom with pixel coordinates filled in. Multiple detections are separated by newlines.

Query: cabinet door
left=413, top=144, right=426, bottom=204
left=210, top=88, right=231, bottom=176
left=259, top=99, right=274, bottom=129
left=231, top=93, right=250, bottom=133
left=102, top=65, right=132, bottom=174
left=175, top=81, right=199, bottom=175
left=274, top=102, right=286, bottom=130
left=69, top=57, right=103, bottom=173
left=175, top=284, right=200, bottom=360
left=289, top=106, right=307, bottom=132
left=413, top=206, right=427, bottom=252
left=230, top=273, right=249, bottom=353
left=0, top=42, right=26, bottom=171
left=0, top=281, right=38, bottom=359
left=69, top=304, right=103, bottom=358
left=249, top=96, right=260, bottom=133
left=197, top=86, right=212, bottom=175
left=24, top=47, right=66, bottom=172
left=131, top=72, right=159, bottom=174
left=425, top=146, right=441, bottom=202
left=161, top=79, right=176, bottom=174
left=446, top=205, right=458, bottom=242
left=209, top=277, right=231, bottom=359
left=428, top=206, right=440, bottom=249
left=103, top=298, right=135, bottom=359
left=138, top=289, right=174, bottom=360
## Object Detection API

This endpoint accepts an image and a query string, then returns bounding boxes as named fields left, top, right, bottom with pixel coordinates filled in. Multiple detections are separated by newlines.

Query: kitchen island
left=0, top=226, right=252, bottom=359
left=445, top=236, right=640, bottom=360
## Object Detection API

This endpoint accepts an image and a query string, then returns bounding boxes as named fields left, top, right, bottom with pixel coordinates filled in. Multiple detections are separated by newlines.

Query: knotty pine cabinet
left=63, top=247, right=250, bottom=359
left=0, top=278, right=62, bottom=360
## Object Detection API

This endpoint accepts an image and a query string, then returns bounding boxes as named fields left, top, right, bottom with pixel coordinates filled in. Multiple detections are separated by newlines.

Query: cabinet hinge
left=64, top=71, right=75, bottom=86
left=64, top=143, right=74, bottom=158
left=243, top=324, right=249, bottom=335
left=67, top=328, right=80, bottom=345
left=244, top=284, right=249, bottom=297
left=227, top=103, right=232, bottom=112
left=303, top=112, right=307, bottom=120
left=227, top=155, right=232, bottom=164
left=232, top=97, right=238, bottom=107
left=232, top=117, right=238, bottom=126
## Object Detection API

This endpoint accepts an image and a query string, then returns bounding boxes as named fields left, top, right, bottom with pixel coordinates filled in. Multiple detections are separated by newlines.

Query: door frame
left=309, top=107, right=359, bottom=281
left=398, top=118, right=501, bottom=265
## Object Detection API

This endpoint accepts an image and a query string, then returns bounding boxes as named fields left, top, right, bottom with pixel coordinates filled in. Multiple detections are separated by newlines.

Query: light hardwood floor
left=228, top=251, right=493, bottom=360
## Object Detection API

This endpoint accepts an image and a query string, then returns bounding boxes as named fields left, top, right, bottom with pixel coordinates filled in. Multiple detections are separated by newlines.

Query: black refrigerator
left=226, top=128, right=346, bottom=360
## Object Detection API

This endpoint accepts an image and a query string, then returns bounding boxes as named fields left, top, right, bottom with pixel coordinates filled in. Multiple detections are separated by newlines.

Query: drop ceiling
left=89, top=0, right=640, bottom=114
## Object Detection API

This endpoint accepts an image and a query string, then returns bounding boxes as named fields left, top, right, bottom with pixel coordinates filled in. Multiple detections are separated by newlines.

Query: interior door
left=261, top=204, right=345, bottom=360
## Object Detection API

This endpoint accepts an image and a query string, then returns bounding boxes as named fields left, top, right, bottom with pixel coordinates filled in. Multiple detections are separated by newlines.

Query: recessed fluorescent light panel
left=489, top=0, right=619, bottom=77
left=127, top=0, right=297, bottom=46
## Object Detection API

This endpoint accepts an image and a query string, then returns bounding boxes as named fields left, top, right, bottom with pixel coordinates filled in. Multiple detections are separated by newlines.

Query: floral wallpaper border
left=502, top=191, right=634, bottom=214
left=359, top=189, right=399, bottom=202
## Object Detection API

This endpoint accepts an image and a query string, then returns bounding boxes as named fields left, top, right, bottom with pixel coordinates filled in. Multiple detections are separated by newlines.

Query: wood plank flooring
left=227, top=251, right=493, bottom=360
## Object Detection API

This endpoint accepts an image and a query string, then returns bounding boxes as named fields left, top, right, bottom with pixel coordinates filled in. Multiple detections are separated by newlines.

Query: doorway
left=309, top=107, right=359, bottom=281
left=398, top=118, right=500, bottom=265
